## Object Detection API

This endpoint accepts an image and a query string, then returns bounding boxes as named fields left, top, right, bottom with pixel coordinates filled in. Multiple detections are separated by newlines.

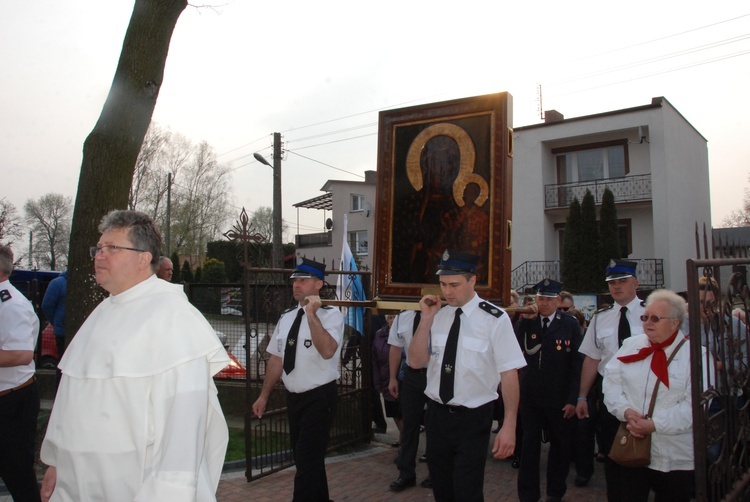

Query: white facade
left=293, top=171, right=377, bottom=273
left=512, top=97, right=711, bottom=293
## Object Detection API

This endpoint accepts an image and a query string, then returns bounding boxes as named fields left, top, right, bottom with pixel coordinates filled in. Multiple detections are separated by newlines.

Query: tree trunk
left=66, top=0, right=187, bottom=343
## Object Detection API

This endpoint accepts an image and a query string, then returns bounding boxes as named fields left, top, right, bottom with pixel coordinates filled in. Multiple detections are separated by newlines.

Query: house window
left=351, top=194, right=365, bottom=212
left=348, top=230, right=368, bottom=255
left=553, top=140, right=629, bottom=184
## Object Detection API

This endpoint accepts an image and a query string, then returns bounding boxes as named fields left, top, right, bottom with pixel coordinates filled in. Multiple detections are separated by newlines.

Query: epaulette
left=321, top=305, right=333, bottom=310
left=478, top=301, right=504, bottom=318
left=640, top=300, right=646, bottom=307
left=283, top=306, right=297, bottom=314
left=592, top=304, right=614, bottom=316
left=0, top=289, right=10, bottom=302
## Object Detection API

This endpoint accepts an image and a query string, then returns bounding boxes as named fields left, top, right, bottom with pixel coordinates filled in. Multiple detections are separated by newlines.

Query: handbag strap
left=646, top=336, right=688, bottom=417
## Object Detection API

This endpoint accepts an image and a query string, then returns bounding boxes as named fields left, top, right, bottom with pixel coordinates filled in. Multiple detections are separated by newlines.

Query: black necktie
left=412, top=310, right=422, bottom=335
left=618, top=306, right=630, bottom=347
left=542, top=317, right=549, bottom=335
left=283, top=308, right=305, bottom=374
left=439, top=308, right=462, bottom=404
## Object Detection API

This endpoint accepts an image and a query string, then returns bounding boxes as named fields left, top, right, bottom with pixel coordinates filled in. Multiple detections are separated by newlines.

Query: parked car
left=36, top=323, right=59, bottom=369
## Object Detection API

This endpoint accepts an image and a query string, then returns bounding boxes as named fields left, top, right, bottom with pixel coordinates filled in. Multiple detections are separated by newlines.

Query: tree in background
left=579, top=190, right=601, bottom=292
left=24, top=193, right=73, bottom=270
left=200, top=258, right=227, bottom=283
left=249, top=206, right=289, bottom=247
left=181, top=259, right=194, bottom=283
left=0, top=197, right=22, bottom=246
left=598, top=188, right=621, bottom=272
left=561, top=197, right=583, bottom=291
left=170, top=251, right=180, bottom=283
left=168, top=141, right=232, bottom=264
left=67, top=0, right=188, bottom=341
left=722, top=173, right=750, bottom=227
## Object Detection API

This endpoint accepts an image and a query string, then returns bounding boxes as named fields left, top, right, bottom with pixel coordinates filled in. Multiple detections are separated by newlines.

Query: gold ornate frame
left=373, top=92, right=514, bottom=304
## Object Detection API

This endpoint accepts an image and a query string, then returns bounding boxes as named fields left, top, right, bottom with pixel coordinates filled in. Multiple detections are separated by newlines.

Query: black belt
left=0, top=376, right=36, bottom=398
left=406, top=366, right=427, bottom=374
left=430, top=399, right=471, bottom=414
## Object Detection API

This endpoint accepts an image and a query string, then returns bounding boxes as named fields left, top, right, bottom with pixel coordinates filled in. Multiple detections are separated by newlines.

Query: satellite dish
left=364, top=202, right=373, bottom=218
left=325, top=218, right=333, bottom=230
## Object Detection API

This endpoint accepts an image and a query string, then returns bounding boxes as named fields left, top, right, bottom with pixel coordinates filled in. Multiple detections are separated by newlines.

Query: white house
left=511, top=97, right=711, bottom=293
left=293, top=170, right=377, bottom=274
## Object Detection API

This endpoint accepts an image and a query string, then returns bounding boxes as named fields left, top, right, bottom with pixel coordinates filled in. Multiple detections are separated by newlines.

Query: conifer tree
left=181, top=259, right=194, bottom=283
left=561, top=197, right=583, bottom=291
left=598, top=187, right=621, bottom=273
left=579, top=190, right=601, bottom=292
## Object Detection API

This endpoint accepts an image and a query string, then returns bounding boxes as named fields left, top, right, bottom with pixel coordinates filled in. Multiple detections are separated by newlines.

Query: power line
left=285, top=150, right=365, bottom=179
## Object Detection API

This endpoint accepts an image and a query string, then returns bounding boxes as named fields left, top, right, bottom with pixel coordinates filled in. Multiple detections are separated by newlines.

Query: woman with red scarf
left=603, top=289, right=703, bottom=502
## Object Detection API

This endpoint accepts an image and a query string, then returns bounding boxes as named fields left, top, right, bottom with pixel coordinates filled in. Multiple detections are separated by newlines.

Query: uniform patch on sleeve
left=478, top=301, right=505, bottom=318
left=0, top=289, right=10, bottom=302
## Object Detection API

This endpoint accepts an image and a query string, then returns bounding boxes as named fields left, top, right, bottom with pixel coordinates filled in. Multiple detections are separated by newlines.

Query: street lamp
left=253, top=132, right=282, bottom=270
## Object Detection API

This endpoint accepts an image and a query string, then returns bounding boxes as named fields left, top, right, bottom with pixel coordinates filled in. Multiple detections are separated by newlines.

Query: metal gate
left=688, top=226, right=750, bottom=500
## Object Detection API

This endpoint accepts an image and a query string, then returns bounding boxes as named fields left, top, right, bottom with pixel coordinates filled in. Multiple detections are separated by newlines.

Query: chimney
left=365, top=170, right=377, bottom=184
left=544, top=110, right=564, bottom=123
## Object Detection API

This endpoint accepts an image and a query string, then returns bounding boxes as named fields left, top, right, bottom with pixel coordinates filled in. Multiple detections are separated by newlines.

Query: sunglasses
left=559, top=306, right=570, bottom=311
left=639, top=314, right=674, bottom=323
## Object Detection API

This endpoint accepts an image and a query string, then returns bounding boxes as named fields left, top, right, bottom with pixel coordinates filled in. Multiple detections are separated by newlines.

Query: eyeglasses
left=90, top=245, right=147, bottom=258
left=639, top=314, right=674, bottom=323
left=559, top=306, right=570, bottom=311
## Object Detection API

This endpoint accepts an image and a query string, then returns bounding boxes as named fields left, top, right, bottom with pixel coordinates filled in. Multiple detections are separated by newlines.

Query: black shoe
left=511, top=456, right=520, bottom=469
left=574, top=475, right=590, bottom=487
left=418, top=453, right=427, bottom=462
left=420, top=477, right=432, bottom=489
left=389, top=477, right=416, bottom=492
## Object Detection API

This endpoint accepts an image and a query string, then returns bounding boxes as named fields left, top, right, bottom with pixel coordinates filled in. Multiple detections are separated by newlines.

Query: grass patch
left=226, top=427, right=291, bottom=461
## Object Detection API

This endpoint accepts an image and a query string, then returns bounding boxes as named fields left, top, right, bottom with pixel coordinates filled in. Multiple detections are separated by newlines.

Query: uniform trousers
left=0, top=380, right=42, bottom=502
left=517, top=402, right=574, bottom=502
left=425, top=399, right=493, bottom=502
left=286, top=381, right=338, bottom=502
left=395, top=367, right=427, bottom=481
left=620, top=467, right=694, bottom=502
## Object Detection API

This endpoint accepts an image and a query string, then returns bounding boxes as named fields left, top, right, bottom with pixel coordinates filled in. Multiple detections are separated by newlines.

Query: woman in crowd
left=603, top=289, right=701, bottom=502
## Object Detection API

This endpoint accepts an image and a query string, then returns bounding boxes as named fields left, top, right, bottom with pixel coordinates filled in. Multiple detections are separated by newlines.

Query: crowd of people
left=371, top=256, right=719, bottom=502
left=0, top=208, right=743, bottom=501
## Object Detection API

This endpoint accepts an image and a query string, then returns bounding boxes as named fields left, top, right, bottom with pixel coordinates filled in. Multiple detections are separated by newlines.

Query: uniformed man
left=0, top=244, right=42, bottom=502
left=387, top=309, right=430, bottom=492
left=409, top=249, right=526, bottom=501
left=515, top=279, right=583, bottom=502
left=576, top=259, right=644, bottom=502
left=252, top=258, right=344, bottom=502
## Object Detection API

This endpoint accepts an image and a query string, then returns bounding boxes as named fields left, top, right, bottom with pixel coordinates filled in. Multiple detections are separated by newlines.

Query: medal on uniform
left=531, top=334, right=537, bottom=340
left=556, top=339, right=562, bottom=351
left=565, top=340, right=571, bottom=352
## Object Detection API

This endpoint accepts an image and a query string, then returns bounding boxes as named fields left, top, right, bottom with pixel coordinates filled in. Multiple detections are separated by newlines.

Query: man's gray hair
left=98, top=210, right=162, bottom=269
left=0, top=244, right=14, bottom=277
left=645, top=289, right=687, bottom=324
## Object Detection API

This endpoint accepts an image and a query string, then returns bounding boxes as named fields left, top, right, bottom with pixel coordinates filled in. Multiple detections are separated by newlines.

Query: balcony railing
left=295, top=231, right=332, bottom=248
left=511, top=258, right=664, bottom=293
left=545, top=174, right=652, bottom=209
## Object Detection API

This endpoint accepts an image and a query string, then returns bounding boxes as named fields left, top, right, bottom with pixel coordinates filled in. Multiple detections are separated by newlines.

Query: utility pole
left=166, top=172, right=172, bottom=256
left=272, top=132, right=283, bottom=270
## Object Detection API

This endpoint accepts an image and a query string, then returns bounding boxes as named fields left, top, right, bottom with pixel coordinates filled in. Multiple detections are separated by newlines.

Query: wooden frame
left=373, top=92, right=514, bottom=304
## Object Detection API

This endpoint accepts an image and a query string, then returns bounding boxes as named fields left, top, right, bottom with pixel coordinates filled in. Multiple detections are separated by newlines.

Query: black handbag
left=608, top=338, right=687, bottom=468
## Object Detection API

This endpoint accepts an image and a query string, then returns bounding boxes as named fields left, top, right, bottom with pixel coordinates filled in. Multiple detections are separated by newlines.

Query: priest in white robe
left=40, top=210, right=230, bottom=502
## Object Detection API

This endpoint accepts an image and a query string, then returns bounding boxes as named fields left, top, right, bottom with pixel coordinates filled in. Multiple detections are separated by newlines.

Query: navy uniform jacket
left=515, top=311, right=583, bottom=408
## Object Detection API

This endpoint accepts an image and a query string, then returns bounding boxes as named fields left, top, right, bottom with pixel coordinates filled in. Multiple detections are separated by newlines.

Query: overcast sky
left=2, top=0, right=749, bottom=245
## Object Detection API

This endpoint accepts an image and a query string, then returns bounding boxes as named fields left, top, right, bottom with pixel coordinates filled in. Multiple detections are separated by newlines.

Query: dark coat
left=515, top=311, right=583, bottom=408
